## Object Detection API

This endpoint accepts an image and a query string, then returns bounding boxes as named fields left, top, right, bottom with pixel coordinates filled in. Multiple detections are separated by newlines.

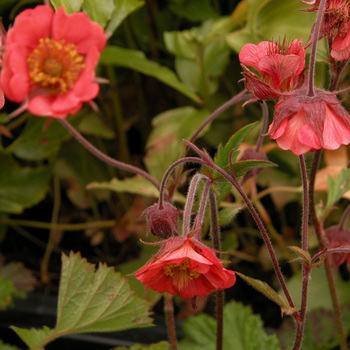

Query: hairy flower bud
left=144, top=202, right=178, bottom=239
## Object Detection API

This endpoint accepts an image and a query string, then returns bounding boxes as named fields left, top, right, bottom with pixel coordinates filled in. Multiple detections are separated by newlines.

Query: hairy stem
left=59, top=119, right=160, bottom=190
left=164, top=294, right=178, bottom=350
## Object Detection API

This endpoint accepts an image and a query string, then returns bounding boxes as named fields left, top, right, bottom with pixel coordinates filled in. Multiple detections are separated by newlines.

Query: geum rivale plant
left=2, top=1, right=350, bottom=350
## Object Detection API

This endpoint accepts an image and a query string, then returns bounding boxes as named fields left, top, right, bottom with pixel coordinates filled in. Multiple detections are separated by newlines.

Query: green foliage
left=12, top=252, right=152, bottom=349
left=178, top=301, right=281, bottom=350
left=0, top=339, right=22, bottom=350
left=112, top=341, right=170, bottom=350
left=50, top=0, right=144, bottom=32
left=0, top=277, right=15, bottom=310
left=226, top=0, right=316, bottom=52
left=0, top=152, right=52, bottom=214
left=100, top=46, right=201, bottom=103
left=326, top=168, right=350, bottom=209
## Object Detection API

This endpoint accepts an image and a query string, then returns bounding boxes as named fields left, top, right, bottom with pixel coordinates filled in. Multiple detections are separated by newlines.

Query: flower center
left=27, top=38, right=85, bottom=94
left=163, top=258, right=200, bottom=290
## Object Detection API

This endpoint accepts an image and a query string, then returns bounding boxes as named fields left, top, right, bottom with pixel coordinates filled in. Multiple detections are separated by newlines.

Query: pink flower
left=268, top=88, right=350, bottom=155
left=331, top=22, right=350, bottom=60
left=1, top=5, right=106, bottom=118
left=325, top=225, right=350, bottom=272
left=134, top=235, right=236, bottom=299
left=239, top=39, right=306, bottom=99
left=0, top=20, right=6, bottom=110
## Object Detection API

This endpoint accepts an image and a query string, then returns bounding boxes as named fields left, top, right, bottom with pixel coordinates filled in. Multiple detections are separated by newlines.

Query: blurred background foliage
left=0, top=1, right=350, bottom=349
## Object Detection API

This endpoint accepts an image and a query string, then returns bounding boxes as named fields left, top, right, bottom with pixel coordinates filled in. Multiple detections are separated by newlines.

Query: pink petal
left=322, top=105, right=350, bottom=149
left=258, top=54, right=302, bottom=90
left=239, top=41, right=279, bottom=70
left=298, top=123, right=322, bottom=149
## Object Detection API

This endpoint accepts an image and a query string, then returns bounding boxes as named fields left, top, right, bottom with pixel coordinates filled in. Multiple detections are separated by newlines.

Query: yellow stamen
left=163, top=258, right=200, bottom=290
left=27, top=38, right=85, bottom=94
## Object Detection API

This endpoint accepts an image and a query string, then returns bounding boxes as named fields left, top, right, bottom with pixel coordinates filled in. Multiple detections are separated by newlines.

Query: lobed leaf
left=178, top=300, right=281, bottom=350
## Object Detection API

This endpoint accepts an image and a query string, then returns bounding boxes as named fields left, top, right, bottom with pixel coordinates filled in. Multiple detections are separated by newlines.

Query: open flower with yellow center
left=134, top=235, right=236, bottom=299
left=1, top=5, right=106, bottom=118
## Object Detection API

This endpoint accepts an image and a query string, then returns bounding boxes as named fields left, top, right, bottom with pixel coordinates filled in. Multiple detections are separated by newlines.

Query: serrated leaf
left=100, top=46, right=201, bottom=103
left=13, top=252, right=152, bottom=350
left=50, top=0, right=83, bottom=13
left=326, top=168, right=350, bottom=209
left=105, top=0, right=144, bottom=35
left=236, top=272, right=289, bottom=311
left=55, top=251, right=152, bottom=334
left=112, top=341, right=170, bottom=350
left=0, top=153, right=52, bottom=214
left=178, top=301, right=281, bottom=350
left=11, top=326, right=53, bottom=348
left=0, top=339, right=22, bottom=350
left=214, top=123, right=257, bottom=168
left=231, top=159, right=276, bottom=179
left=82, top=0, right=115, bottom=27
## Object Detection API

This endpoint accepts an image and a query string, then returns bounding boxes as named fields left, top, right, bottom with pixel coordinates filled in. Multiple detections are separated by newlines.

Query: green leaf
left=0, top=277, right=16, bottom=310
left=112, top=341, right=170, bottom=350
left=231, top=159, right=277, bottom=179
left=82, top=0, right=115, bottom=27
left=105, top=0, right=144, bottom=35
left=11, top=326, right=53, bottom=348
left=214, top=123, right=257, bottom=168
left=7, top=117, right=70, bottom=161
left=169, top=0, right=218, bottom=22
left=218, top=206, right=241, bottom=226
left=50, top=0, right=83, bottom=13
left=226, top=0, right=316, bottom=53
left=100, top=46, right=201, bottom=103
left=77, top=113, right=115, bottom=139
left=144, top=106, right=211, bottom=180
left=13, top=252, right=152, bottom=349
left=56, top=252, right=152, bottom=333
left=284, top=265, right=350, bottom=312
left=236, top=272, right=292, bottom=313
left=178, top=301, right=281, bottom=350
left=0, top=339, right=22, bottom=350
left=0, top=153, right=52, bottom=214
left=326, top=168, right=350, bottom=209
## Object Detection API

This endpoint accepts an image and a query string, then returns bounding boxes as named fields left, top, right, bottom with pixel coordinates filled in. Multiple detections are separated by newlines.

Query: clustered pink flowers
left=1, top=5, right=106, bottom=118
left=239, top=3, right=350, bottom=156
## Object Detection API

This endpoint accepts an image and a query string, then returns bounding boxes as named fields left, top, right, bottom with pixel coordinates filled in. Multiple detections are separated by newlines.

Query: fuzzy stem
left=189, top=89, right=251, bottom=144
left=255, top=101, right=269, bottom=152
left=59, top=119, right=160, bottom=190
left=185, top=140, right=295, bottom=307
left=292, top=156, right=311, bottom=350
left=307, top=0, right=327, bottom=97
left=157, top=157, right=207, bottom=209
left=309, top=150, right=348, bottom=350
left=164, top=294, right=178, bottom=350
left=182, top=174, right=210, bottom=236
left=192, top=178, right=212, bottom=233
left=208, top=191, right=224, bottom=350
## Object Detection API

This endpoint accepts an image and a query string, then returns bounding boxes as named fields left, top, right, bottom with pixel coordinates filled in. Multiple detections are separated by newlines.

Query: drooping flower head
left=268, top=88, right=350, bottom=155
left=134, top=234, right=236, bottom=299
left=325, top=225, right=350, bottom=272
left=1, top=5, right=106, bottom=118
left=239, top=39, right=306, bottom=100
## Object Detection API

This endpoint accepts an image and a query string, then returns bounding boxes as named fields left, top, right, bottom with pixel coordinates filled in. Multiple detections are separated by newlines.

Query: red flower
left=268, top=88, right=350, bottom=155
left=325, top=225, right=350, bottom=272
left=239, top=39, right=306, bottom=99
left=331, top=22, right=350, bottom=60
left=134, top=235, right=236, bottom=299
left=1, top=5, right=106, bottom=118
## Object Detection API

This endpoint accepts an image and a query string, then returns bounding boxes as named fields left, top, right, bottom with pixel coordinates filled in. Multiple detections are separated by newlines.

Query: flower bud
left=144, top=202, right=178, bottom=239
